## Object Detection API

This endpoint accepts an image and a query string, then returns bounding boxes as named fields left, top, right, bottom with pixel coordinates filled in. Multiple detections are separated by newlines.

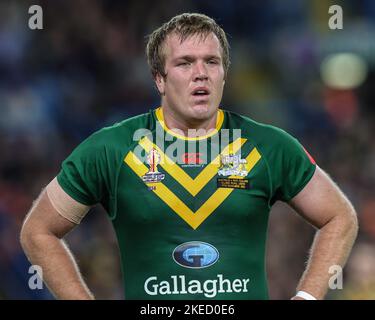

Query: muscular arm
left=20, top=188, right=94, bottom=300
left=289, top=166, right=358, bottom=300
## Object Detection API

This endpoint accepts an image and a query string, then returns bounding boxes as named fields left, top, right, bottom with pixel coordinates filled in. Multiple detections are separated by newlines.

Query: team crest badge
left=142, top=148, right=165, bottom=183
left=218, top=154, right=248, bottom=177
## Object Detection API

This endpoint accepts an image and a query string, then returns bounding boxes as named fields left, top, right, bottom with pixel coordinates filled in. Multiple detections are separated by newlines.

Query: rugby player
left=20, top=13, right=358, bottom=300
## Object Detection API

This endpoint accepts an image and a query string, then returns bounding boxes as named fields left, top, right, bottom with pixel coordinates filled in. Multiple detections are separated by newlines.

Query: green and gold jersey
left=57, top=107, right=316, bottom=300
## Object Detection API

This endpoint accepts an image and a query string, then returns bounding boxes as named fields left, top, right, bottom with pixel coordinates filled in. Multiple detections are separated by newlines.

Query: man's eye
left=208, top=60, right=219, bottom=65
left=178, top=62, right=189, bottom=66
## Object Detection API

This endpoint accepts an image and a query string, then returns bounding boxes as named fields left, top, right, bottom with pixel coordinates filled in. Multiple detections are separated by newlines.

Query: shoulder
left=84, top=111, right=153, bottom=149
left=223, top=109, right=296, bottom=147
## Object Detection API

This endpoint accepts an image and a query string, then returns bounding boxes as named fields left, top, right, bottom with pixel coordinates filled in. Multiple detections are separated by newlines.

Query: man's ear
left=155, top=73, right=165, bottom=96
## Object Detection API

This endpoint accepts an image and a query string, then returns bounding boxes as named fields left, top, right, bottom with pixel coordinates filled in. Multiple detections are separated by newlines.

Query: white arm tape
left=46, top=177, right=91, bottom=224
left=295, top=290, right=317, bottom=300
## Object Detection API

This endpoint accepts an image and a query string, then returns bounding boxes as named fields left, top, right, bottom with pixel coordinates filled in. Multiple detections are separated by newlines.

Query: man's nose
left=193, top=62, right=208, bottom=81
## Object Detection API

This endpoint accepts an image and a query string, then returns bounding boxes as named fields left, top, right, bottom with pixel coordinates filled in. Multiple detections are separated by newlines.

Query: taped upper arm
left=46, top=177, right=91, bottom=225
left=22, top=178, right=91, bottom=240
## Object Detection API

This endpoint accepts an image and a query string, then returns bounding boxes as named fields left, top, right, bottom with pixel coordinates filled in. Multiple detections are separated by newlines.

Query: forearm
left=296, top=213, right=358, bottom=299
left=21, top=232, right=94, bottom=300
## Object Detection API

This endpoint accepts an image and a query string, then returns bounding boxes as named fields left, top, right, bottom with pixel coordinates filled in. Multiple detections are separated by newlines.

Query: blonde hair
left=146, top=13, right=230, bottom=79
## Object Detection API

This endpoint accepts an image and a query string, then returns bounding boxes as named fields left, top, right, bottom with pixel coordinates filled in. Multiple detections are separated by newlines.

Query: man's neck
left=161, top=107, right=218, bottom=137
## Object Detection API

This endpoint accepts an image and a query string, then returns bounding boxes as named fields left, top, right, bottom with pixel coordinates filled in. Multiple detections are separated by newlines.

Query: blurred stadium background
left=0, top=0, right=374, bottom=299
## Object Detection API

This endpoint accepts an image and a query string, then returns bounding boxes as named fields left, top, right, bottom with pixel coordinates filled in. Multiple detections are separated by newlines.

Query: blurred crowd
left=0, top=0, right=374, bottom=299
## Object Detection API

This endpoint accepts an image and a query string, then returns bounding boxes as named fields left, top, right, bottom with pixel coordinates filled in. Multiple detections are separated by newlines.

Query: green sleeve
left=57, top=131, right=112, bottom=207
left=269, top=128, right=316, bottom=203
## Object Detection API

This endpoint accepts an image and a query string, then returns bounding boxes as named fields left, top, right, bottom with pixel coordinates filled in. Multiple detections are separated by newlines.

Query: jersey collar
left=155, top=107, right=224, bottom=141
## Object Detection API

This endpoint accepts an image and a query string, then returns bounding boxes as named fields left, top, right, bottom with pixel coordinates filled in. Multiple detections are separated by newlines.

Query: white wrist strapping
left=295, top=290, right=317, bottom=300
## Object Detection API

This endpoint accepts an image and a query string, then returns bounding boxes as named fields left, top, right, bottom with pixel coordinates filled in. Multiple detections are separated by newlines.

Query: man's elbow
left=324, top=200, right=359, bottom=240
left=20, top=215, right=48, bottom=255
left=20, top=197, right=42, bottom=252
left=20, top=191, right=57, bottom=253
left=20, top=219, right=36, bottom=254
left=340, top=204, right=359, bottom=239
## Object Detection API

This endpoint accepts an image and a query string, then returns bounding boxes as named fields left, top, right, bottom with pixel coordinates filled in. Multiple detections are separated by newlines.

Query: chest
left=115, top=137, right=271, bottom=230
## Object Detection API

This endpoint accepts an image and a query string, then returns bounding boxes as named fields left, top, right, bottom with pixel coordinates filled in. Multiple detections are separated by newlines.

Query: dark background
left=0, top=0, right=374, bottom=299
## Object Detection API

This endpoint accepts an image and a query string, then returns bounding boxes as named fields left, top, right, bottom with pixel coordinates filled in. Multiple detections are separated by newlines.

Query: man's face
left=155, top=32, right=225, bottom=124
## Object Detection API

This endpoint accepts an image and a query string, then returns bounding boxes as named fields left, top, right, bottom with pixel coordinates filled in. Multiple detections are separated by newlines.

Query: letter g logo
left=172, top=241, right=219, bottom=269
